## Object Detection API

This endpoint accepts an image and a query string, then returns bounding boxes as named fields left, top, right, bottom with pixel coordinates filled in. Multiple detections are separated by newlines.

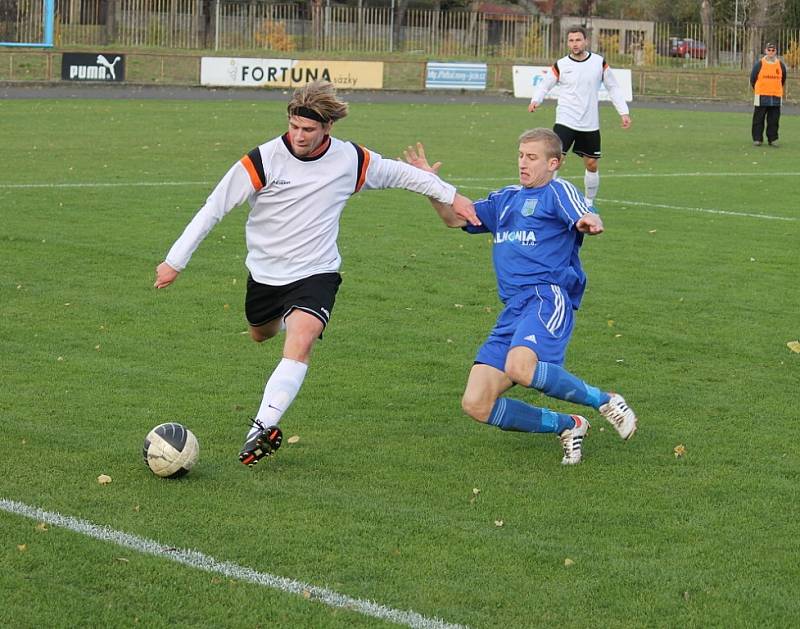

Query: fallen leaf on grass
left=17, top=544, right=27, bottom=552
left=494, top=520, right=504, bottom=527
left=564, top=558, right=575, bottom=567
left=787, top=341, right=800, bottom=353
left=97, top=474, right=112, bottom=485
left=116, top=557, right=129, bottom=563
left=287, top=435, right=300, bottom=444
left=35, top=522, right=48, bottom=532
left=674, top=444, right=686, bottom=458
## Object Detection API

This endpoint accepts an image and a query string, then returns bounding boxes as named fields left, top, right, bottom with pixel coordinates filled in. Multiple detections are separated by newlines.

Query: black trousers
left=752, top=105, right=781, bottom=143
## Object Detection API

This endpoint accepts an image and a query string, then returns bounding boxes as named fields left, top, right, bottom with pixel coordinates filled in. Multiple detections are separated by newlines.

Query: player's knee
left=504, top=360, right=537, bottom=388
left=461, top=393, right=491, bottom=423
left=249, top=324, right=279, bottom=343
left=249, top=328, right=267, bottom=343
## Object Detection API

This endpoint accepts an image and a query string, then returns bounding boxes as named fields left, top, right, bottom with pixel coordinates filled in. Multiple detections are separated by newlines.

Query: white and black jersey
left=531, top=52, right=629, bottom=132
left=165, top=134, right=457, bottom=285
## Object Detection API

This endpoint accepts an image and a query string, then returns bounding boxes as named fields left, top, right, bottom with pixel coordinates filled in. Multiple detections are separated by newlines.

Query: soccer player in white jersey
left=154, top=80, right=478, bottom=467
left=528, top=26, right=631, bottom=208
left=403, top=130, right=637, bottom=465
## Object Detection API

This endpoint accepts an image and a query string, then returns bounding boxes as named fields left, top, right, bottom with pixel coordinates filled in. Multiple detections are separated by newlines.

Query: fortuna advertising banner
left=200, top=58, right=383, bottom=89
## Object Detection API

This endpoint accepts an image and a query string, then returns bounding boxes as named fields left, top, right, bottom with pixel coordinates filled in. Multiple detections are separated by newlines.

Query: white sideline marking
left=598, top=198, right=796, bottom=221
left=2, top=176, right=793, bottom=222
left=1, top=498, right=468, bottom=629
left=2, top=171, right=799, bottom=190
left=449, top=172, right=800, bottom=182
left=0, top=181, right=212, bottom=189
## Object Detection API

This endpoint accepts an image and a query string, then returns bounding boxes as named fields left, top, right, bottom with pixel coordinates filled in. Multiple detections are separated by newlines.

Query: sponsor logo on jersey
left=270, top=178, right=291, bottom=185
left=494, top=230, right=536, bottom=246
left=521, top=198, right=538, bottom=216
left=524, top=334, right=537, bottom=344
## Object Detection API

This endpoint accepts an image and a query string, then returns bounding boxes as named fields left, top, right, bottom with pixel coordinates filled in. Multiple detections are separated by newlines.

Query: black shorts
left=553, top=124, right=602, bottom=160
left=245, top=272, right=342, bottom=329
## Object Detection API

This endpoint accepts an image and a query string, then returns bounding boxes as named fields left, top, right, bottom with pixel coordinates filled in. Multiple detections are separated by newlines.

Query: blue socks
left=487, top=398, right=575, bottom=434
left=531, top=362, right=610, bottom=410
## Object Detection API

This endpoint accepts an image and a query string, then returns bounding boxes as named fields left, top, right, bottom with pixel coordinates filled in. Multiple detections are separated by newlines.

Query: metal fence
left=2, top=0, right=799, bottom=70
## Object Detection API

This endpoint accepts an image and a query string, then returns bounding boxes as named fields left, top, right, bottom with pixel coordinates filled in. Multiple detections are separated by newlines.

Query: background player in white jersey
left=154, top=80, right=478, bottom=467
left=528, top=26, right=631, bottom=207
left=403, top=129, right=637, bottom=465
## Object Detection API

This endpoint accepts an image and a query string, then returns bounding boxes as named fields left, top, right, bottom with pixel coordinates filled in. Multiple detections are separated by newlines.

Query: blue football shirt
left=464, top=177, right=594, bottom=308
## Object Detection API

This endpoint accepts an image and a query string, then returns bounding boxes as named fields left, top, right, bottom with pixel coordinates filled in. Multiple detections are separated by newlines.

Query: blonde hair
left=518, top=128, right=563, bottom=159
left=287, top=80, right=349, bottom=123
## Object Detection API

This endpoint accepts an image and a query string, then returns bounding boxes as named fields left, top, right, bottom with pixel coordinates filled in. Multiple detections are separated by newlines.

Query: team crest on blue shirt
left=521, top=198, right=538, bottom=216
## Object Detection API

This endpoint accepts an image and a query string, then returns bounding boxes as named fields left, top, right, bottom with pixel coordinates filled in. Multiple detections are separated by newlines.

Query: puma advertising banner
left=62, top=53, right=126, bottom=82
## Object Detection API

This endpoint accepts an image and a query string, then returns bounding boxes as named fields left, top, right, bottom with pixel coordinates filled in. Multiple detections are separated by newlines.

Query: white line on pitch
left=599, top=198, right=796, bottom=221
left=2, top=171, right=799, bottom=190
left=448, top=172, right=800, bottom=182
left=1, top=498, right=468, bottom=629
left=0, top=181, right=213, bottom=189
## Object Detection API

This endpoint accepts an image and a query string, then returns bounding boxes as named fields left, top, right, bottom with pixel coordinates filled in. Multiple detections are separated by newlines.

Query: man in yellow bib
left=750, top=43, right=787, bottom=147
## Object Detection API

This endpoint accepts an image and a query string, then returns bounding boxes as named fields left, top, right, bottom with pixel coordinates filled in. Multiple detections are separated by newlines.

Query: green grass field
left=1, top=95, right=798, bottom=628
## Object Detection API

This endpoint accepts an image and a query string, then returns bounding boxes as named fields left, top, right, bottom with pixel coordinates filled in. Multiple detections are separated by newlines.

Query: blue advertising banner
left=425, top=62, right=487, bottom=90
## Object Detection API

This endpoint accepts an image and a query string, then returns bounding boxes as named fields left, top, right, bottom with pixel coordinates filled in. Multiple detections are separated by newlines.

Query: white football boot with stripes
left=599, top=393, right=638, bottom=440
left=559, top=415, right=589, bottom=465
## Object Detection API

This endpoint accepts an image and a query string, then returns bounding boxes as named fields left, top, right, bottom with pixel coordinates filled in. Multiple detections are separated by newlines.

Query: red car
left=669, top=37, right=707, bottom=59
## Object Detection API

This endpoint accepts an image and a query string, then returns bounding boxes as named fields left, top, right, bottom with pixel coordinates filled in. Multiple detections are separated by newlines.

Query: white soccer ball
left=142, top=422, right=199, bottom=478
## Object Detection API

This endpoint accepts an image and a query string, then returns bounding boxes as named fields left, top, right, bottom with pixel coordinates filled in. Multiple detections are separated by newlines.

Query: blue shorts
left=475, top=284, right=575, bottom=370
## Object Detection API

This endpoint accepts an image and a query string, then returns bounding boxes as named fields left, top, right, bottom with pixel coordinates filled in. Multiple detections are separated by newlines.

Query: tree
left=550, top=0, right=563, bottom=53
left=700, top=0, right=718, bottom=64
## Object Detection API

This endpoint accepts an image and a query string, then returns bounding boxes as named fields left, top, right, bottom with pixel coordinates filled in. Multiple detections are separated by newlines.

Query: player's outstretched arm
left=402, top=143, right=479, bottom=227
left=575, top=213, right=604, bottom=235
left=154, top=261, right=180, bottom=288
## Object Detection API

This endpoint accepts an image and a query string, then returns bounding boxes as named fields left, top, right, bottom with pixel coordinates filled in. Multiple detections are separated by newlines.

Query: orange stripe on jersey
left=240, top=152, right=266, bottom=191
left=551, top=64, right=559, bottom=79
left=354, top=144, right=371, bottom=193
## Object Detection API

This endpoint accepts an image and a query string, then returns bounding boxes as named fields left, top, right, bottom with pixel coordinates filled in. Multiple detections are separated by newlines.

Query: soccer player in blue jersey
left=403, top=128, right=637, bottom=464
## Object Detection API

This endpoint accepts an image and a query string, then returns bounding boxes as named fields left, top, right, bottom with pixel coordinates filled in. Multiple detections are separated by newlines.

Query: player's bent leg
left=530, top=360, right=608, bottom=409
left=583, top=157, right=600, bottom=206
left=465, top=363, right=586, bottom=463
left=461, top=364, right=513, bottom=422
left=504, top=345, right=538, bottom=387
left=282, top=309, right=325, bottom=363
left=240, top=311, right=324, bottom=468
left=249, top=318, right=283, bottom=343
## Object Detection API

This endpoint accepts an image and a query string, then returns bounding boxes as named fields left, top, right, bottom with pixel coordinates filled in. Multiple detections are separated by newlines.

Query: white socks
left=584, top=169, right=599, bottom=206
left=248, top=358, right=308, bottom=438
